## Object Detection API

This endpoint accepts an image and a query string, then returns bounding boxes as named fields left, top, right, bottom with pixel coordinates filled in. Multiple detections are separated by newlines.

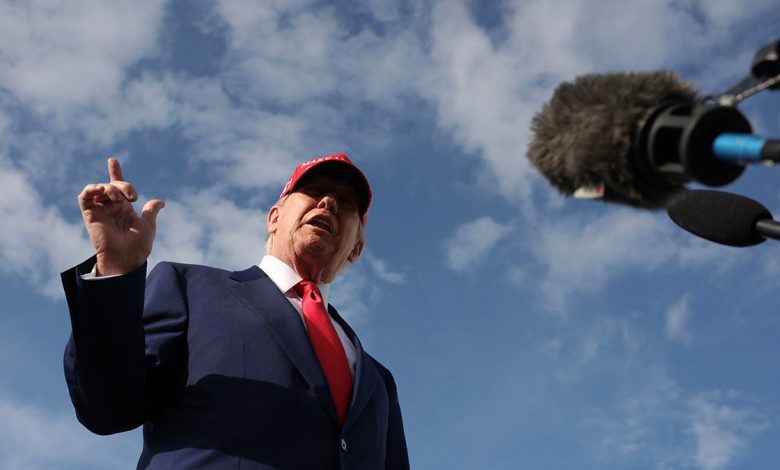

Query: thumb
left=141, top=199, right=166, bottom=227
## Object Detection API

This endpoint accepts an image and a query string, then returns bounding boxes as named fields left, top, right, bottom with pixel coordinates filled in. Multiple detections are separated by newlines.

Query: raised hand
left=78, top=158, right=165, bottom=276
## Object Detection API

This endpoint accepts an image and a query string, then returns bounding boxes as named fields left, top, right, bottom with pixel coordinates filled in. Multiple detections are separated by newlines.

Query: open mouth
left=306, top=216, right=333, bottom=233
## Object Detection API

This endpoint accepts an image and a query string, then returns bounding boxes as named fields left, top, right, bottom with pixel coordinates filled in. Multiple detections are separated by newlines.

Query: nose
left=317, top=193, right=338, bottom=213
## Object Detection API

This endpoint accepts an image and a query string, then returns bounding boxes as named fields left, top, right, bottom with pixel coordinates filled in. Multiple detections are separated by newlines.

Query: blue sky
left=1, top=0, right=780, bottom=468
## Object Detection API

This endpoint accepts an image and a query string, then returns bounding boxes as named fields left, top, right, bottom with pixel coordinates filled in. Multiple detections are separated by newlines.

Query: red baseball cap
left=280, top=153, right=372, bottom=225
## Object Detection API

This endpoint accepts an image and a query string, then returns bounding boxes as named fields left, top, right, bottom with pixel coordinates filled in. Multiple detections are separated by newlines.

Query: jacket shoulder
left=366, top=353, right=398, bottom=387
left=148, top=261, right=235, bottom=280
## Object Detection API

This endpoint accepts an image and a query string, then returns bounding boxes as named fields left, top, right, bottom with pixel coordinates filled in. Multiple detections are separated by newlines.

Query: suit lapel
left=228, top=266, right=340, bottom=425
left=329, top=306, right=380, bottom=431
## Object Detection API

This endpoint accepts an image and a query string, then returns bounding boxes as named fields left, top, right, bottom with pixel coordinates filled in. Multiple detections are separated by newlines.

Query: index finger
left=107, top=157, right=124, bottom=182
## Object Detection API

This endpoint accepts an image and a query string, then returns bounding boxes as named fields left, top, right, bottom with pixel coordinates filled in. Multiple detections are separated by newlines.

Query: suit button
left=340, top=438, right=348, bottom=452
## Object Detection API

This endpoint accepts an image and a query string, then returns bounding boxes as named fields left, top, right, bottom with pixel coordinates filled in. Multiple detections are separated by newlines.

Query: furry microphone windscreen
left=528, top=72, right=698, bottom=209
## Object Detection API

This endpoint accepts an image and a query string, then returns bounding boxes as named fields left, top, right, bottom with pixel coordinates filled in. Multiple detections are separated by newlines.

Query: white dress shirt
left=258, top=255, right=357, bottom=377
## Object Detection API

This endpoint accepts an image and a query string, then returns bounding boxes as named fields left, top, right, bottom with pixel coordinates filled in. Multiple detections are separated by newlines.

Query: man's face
left=267, top=173, right=363, bottom=282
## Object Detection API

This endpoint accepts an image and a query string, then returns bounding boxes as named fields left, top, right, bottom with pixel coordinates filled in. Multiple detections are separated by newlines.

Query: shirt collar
left=258, top=255, right=330, bottom=306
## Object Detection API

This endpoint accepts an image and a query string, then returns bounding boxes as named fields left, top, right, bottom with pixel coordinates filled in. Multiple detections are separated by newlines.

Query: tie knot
left=295, top=280, right=320, bottom=301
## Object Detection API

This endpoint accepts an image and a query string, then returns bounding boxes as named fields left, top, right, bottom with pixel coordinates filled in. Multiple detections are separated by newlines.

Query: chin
left=295, top=242, right=334, bottom=264
left=297, top=237, right=330, bottom=254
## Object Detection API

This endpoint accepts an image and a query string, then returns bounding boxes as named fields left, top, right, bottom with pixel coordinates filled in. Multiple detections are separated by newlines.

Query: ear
left=347, top=239, right=363, bottom=263
left=266, top=206, right=280, bottom=236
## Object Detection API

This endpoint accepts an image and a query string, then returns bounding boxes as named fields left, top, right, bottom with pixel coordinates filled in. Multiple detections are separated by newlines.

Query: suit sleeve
left=383, top=368, right=410, bottom=470
left=62, top=258, right=188, bottom=435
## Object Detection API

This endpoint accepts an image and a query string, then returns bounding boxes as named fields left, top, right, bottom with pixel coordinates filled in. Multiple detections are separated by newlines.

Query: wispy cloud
left=330, top=262, right=376, bottom=323
left=330, top=252, right=408, bottom=323
left=521, top=208, right=743, bottom=312
left=526, top=209, right=674, bottom=311
left=443, top=216, right=512, bottom=272
left=0, top=158, right=92, bottom=297
left=149, top=189, right=267, bottom=270
left=594, top=370, right=681, bottom=459
left=592, top=373, right=768, bottom=470
left=214, top=0, right=424, bottom=106
left=0, top=0, right=166, bottom=113
left=365, top=253, right=407, bottom=285
left=666, top=294, right=694, bottom=345
left=0, top=394, right=138, bottom=470
left=537, top=313, right=640, bottom=385
left=0, top=1, right=171, bottom=189
left=425, top=0, right=543, bottom=203
left=690, top=394, right=769, bottom=470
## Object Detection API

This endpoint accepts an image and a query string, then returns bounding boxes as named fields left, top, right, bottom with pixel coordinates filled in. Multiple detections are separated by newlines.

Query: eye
left=340, top=197, right=358, bottom=212
left=296, top=179, right=359, bottom=212
left=298, top=184, right=327, bottom=198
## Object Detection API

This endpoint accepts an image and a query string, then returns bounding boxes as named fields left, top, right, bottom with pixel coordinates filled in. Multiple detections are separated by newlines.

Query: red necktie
left=295, top=280, right=352, bottom=425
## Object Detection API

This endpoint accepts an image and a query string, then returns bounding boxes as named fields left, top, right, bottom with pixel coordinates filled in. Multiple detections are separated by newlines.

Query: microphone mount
left=708, top=39, right=780, bottom=106
left=636, top=102, right=750, bottom=188
left=635, top=39, right=779, bottom=191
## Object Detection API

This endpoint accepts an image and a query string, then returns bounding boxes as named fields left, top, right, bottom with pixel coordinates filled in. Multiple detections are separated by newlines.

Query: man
left=62, top=153, right=409, bottom=469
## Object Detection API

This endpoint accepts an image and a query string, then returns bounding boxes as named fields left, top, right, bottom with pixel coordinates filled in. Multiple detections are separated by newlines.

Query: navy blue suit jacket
left=62, top=258, right=409, bottom=469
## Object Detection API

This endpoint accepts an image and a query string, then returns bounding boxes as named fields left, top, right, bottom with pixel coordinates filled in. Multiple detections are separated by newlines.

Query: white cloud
left=75, top=73, right=179, bottom=148
left=216, top=1, right=345, bottom=105
left=364, top=253, right=407, bottom=285
left=425, top=0, right=543, bottom=202
left=666, top=294, right=694, bottom=344
left=592, top=371, right=768, bottom=470
left=329, top=262, right=377, bottom=323
left=690, top=396, right=768, bottom=470
left=443, top=216, right=512, bottom=272
left=329, top=251, right=409, bottom=323
left=0, top=2, right=175, bottom=189
left=0, top=0, right=166, bottom=113
left=214, top=0, right=423, bottom=107
left=537, top=313, right=641, bottom=385
left=155, top=75, right=310, bottom=192
left=528, top=209, right=674, bottom=311
left=523, top=208, right=743, bottom=312
left=0, top=395, right=138, bottom=470
left=594, top=370, right=681, bottom=458
left=149, top=189, right=267, bottom=271
left=360, top=0, right=406, bottom=23
left=0, top=158, right=92, bottom=297
left=533, top=303, right=770, bottom=468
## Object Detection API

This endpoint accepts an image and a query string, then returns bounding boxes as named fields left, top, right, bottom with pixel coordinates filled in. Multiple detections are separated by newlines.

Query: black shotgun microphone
left=667, top=189, right=780, bottom=247
left=528, top=72, right=753, bottom=209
